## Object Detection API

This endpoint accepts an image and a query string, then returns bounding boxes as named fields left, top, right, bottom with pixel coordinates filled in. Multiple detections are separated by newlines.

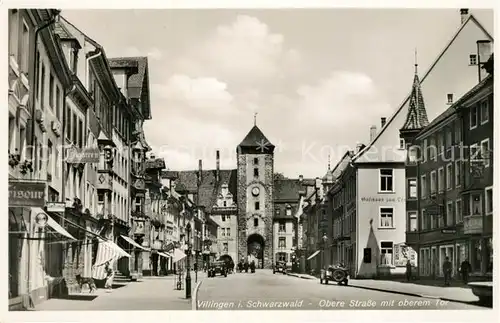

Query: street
left=196, top=270, right=484, bottom=310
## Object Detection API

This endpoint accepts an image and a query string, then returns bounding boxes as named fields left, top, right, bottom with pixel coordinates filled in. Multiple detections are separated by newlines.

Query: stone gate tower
left=236, top=125, right=275, bottom=269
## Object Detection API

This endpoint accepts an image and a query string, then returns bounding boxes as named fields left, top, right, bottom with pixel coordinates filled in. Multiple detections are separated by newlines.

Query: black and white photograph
left=3, top=2, right=497, bottom=320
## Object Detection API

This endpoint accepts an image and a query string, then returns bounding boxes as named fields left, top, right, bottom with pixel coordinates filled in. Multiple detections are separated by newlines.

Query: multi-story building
left=347, top=9, right=492, bottom=278
left=405, top=53, right=493, bottom=279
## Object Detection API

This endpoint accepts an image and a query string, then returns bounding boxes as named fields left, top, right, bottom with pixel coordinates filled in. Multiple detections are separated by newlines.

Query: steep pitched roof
left=173, top=169, right=237, bottom=213
left=401, top=64, right=429, bottom=131
left=108, top=57, right=148, bottom=97
left=274, top=179, right=302, bottom=201
left=353, top=13, right=493, bottom=162
left=238, top=125, right=275, bottom=149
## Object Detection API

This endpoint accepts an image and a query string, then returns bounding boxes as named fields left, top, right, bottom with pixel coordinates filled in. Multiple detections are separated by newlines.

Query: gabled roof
left=353, top=13, right=493, bottom=162
left=238, top=125, right=275, bottom=149
left=400, top=65, right=429, bottom=131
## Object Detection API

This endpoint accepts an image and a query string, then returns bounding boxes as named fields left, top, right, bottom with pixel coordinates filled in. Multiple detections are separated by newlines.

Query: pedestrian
left=459, top=259, right=472, bottom=284
left=442, top=257, right=452, bottom=287
left=406, top=259, right=412, bottom=282
left=104, top=261, right=114, bottom=291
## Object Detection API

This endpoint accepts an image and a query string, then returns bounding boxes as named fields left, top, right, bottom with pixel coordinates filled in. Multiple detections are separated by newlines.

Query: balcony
left=463, top=215, right=483, bottom=235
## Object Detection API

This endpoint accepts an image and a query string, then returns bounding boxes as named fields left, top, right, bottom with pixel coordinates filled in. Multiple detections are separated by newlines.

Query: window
left=47, top=140, right=53, bottom=177
left=437, top=133, right=443, bottom=155
left=470, top=106, right=478, bottom=129
left=480, top=100, right=489, bottom=124
left=277, top=252, right=287, bottom=262
left=221, top=228, right=225, bottom=237
left=447, top=94, right=453, bottom=104
left=72, top=113, right=77, bottom=143
left=78, top=119, right=83, bottom=148
left=429, top=137, right=436, bottom=160
left=253, top=157, right=259, bottom=165
left=255, top=202, right=260, bottom=210
left=55, top=86, right=61, bottom=120
left=254, top=218, right=258, bottom=227
left=485, top=188, right=493, bottom=215
left=40, top=64, right=45, bottom=107
left=408, top=211, right=418, bottom=232
left=407, top=178, right=417, bottom=199
left=469, top=54, right=477, bottom=65
left=278, top=237, right=286, bottom=249
left=379, top=207, right=394, bottom=228
left=49, top=74, right=54, bottom=109
left=421, top=209, right=427, bottom=231
left=445, top=129, right=452, bottom=150
left=407, top=145, right=418, bottom=163
left=279, top=221, right=286, bottom=232
left=221, top=215, right=226, bottom=222
left=223, top=201, right=227, bottom=207
left=446, top=163, right=453, bottom=190
left=226, top=228, right=230, bottom=237
left=430, top=171, right=437, bottom=193
left=253, top=168, right=259, bottom=178
left=421, top=175, right=427, bottom=198
left=20, top=21, right=29, bottom=73
left=423, top=139, right=428, bottom=162
left=379, top=169, right=393, bottom=192
left=481, top=139, right=490, bottom=167
left=446, top=202, right=454, bottom=226
left=9, top=10, right=19, bottom=58
left=470, top=143, right=480, bottom=168
left=455, top=160, right=461, bottom=187
left=223, top=243, right=228, bottom=253
left=399, top=138, right=405, bottom=149
left=286, top=208, right=292, bottom=216
left=438, top=167, right=444, bottom=192
left=470, top=193, right=482, bottom=215
left=455, top=199, right=463, bottom=223
left=380, top=241, right=393, bottom=266
left=275, top=207, right=280, bottom=215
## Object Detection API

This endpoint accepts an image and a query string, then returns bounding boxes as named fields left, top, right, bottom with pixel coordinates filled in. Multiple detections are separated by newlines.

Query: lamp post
left=185, top=222, right=192, bottom=299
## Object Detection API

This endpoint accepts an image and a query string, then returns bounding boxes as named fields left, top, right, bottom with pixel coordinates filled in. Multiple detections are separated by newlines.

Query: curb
left=192, top=279, right=203, bottom=310
left=286, top=272, right=315, bottom=280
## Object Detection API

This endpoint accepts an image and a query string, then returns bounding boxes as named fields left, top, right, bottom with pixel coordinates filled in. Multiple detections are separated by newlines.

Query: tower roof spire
left=401, top=48, right=429, bottom=131
left=254, top=112, right=257, bottom=126
left=328, top=154, right=331, bottom=171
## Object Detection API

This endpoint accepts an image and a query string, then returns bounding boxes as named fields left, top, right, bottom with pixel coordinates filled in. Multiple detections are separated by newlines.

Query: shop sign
left=46, top=202, right=66, bottom=212
left=66, top=147, right=100, bottom=163
left=9, top=180, right=46, bottom=207
left=360, top=196, right=406, bottom=203
left=441, top=229, right=456, bottom=234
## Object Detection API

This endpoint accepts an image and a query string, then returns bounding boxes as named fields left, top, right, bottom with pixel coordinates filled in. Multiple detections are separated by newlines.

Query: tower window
left=253, top=157, right=259, bottom=165
left=254, top=168, right=259, bottom=178
left=469, top=54, right=477, bottom=65
left=255, top=202, right=260, bottom=210
left=254, top=218, right=259, bottom=227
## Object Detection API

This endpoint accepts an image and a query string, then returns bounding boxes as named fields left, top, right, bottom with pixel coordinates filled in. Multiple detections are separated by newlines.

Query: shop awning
left=173, top=248, right=186, bottom=263
left=307, top=250, right=321, bottom=261
left=32, top=207, right=76, bottom=240
left=120, top=235, right=150, bottom=251
left=106, top=239, right=131, bottom=258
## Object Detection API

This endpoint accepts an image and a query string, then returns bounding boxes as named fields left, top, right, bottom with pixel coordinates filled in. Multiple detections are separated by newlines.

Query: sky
left=61, top=8, right=494, bottom=178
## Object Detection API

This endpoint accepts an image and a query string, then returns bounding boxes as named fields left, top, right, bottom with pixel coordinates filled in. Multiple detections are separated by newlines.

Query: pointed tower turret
left=400, top=50, right=429, bottom=147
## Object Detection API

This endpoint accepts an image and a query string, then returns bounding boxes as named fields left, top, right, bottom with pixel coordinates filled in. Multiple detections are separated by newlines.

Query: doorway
left=247, top=233, right=265, bottom=269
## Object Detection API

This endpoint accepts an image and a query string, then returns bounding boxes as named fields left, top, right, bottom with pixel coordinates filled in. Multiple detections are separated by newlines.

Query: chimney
left=198, top=159, right=203, bottom=186
left=381, top=117, right=387, bottom=128
left=370, top=125, right=377, bottom=142
left=356, top=143, right=363, bottom=153
left=299, top=175, right=303, bottom=182
left=477, top=40, right=493, bottom=82
left=460, top=8, right=469, bottom=24
left=216, top=150, right=220, bottom=182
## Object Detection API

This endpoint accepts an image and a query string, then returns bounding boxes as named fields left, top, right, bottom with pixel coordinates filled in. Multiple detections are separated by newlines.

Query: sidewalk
left=286, top=272, right=480, bottom=304
left=33, top=273, right=204, bottom=311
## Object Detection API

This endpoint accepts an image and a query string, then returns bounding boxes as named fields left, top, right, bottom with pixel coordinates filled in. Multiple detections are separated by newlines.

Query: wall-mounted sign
left=66, top=147, right=100, bottom=163
left=441, top=229, right=456, bottom=234
left=360, top=196, right=406, bottom=203
left=9, top=181, right=46, bottom=207
left=35, top=212, right=48, bottom=228
left=46, top=202, right=65, bottom=213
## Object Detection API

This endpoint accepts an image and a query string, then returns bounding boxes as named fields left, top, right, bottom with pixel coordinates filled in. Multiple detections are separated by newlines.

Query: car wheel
left=344, top=279, right=348, bottom=286
left=273, top=271, right=275, bottom=274
left=325, top=279, right=329, bottom=284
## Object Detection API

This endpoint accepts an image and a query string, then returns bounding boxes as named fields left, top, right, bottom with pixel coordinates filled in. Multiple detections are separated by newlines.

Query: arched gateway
left=247, top=234, right=265, bottom=269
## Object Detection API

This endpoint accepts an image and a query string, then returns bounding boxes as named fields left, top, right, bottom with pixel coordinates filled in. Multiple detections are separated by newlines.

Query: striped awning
left=173, top=248, right=186, bottom=263
left=32, top=207, right=76, bottom=240
left=92, top=239, right=131, bottom=280
left=120, top=235, right=150, bottom=251
left=307, top=250, right=321, bottom=261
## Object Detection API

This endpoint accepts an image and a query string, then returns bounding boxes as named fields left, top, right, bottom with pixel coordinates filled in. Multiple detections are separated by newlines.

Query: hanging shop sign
left=66, top=147, right=100, bottom=163
left=9, top=180, right=46, bottom=207
left=46, top=202, right=66, bottom=213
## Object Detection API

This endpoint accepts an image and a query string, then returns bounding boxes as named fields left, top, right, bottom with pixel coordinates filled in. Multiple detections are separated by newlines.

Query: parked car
left=208, top=260, right=228, bottom=278
left=320, top=264, right=349, bottom=285
left=218, top=257, right=235, bottom=274
left=273, top=261, right=287, bottom=274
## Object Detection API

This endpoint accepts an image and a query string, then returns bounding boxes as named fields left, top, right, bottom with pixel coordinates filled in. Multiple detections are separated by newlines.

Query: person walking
left=459, top=259, right=472, bottom=284
left=442, top=257, right=452, bottom=287
left=104, top=261, right=114, bottom=292
left=406, top=260, right=412, bottom=282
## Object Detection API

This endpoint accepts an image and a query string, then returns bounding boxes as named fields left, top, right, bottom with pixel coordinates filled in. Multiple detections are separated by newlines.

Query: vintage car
left=208, top=260, right=228, bottom=278
left=273, top=261, right=287, bottom=274
left=320, top=264, right=349, bottom=285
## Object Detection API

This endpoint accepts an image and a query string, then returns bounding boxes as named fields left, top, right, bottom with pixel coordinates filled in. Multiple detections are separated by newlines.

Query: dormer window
left=447, top=94, right=453, bottom=105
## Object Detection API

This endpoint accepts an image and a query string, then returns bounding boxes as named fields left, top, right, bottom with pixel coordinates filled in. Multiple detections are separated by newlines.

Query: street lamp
left=185, top=222, right=192, bottom=299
